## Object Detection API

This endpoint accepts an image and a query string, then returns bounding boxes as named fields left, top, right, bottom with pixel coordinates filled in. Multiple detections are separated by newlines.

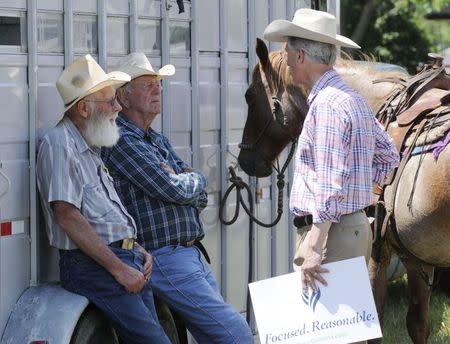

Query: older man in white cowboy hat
left=102, top=52, right=253, bottom=343
left=36, top=54, right=171, bottom=344
left=264, top=8, right=399, bottom=316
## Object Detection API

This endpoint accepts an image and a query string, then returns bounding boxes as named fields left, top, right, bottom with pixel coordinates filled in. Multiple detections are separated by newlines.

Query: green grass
left=382, top=277, right=450, bottom=344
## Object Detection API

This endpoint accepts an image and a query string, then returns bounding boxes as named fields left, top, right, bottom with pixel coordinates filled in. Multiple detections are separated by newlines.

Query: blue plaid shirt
left=102, top=114, right=207, bottom=250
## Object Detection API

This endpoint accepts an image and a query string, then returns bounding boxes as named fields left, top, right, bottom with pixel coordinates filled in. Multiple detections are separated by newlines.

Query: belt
left=169, top=238, right=211, bottom=264
left=293, top=214, right=313, bottom=228
left=109, top=238, right=135, bottom=250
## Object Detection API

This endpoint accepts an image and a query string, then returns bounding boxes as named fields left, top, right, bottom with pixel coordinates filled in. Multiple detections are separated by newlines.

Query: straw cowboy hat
left=264, top=8, right=360, bottom=49
left=56, top=54, right=131, bottom=113
left=116, top=52, right=175, bottom=81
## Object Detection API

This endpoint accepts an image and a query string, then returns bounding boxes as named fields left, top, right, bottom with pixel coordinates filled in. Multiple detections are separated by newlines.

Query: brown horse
left=239, top=38, right=450, bottom=344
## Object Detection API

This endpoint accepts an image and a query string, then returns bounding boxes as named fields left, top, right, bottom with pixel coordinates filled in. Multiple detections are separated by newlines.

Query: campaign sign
left=249, top=256, right=382, bottom=344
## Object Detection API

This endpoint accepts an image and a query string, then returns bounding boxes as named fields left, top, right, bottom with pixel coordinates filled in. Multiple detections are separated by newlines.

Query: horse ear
left=256, top=38, right=270, bottom=68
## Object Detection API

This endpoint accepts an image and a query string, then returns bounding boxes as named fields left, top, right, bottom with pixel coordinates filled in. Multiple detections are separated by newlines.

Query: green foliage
left=383, top=277, right=450, bottom=344
left=341, top=0, right=450, bottom=74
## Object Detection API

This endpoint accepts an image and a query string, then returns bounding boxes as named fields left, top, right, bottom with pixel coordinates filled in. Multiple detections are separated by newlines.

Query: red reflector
left=30, top=341, right=48, bottom=344
left=1, top=222, right=12, bottom=236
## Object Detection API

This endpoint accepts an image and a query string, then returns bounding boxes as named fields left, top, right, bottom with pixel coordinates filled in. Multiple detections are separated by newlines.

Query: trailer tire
left=70, top=305, right=119, bottom=344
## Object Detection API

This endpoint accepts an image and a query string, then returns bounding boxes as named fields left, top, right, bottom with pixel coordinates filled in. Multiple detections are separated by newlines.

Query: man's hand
left=184, top=167, right=194, bottom=173
left=113, top=264, right=146, bottom=294
left=52, top=202, right=147, bottom=294
left=300, top=222, right=331, bottom=293
left=160, top=162, right=176, bottom=175
left=301, top=243, right=329, bottom=293
left=136, top=243, right=153, bottom=281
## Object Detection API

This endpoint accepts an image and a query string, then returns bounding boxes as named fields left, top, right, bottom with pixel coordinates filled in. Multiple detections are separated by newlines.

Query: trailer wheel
left=70, top=305, right=119, bottom=344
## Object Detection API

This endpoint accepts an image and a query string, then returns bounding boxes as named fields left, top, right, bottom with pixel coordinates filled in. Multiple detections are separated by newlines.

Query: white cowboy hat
left=263, top=8, right=360, bottom=49
left=56, top=54, right=131, bottom=113
left=116, top=52, right=175, bottom=81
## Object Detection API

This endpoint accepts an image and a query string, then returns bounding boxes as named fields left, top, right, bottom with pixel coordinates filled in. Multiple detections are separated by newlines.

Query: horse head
left=238, top=38, right=309, bottom=177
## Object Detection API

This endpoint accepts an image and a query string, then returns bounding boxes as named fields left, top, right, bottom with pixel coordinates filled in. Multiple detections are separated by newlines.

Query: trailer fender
left=1, top=283, right=89, bottom=344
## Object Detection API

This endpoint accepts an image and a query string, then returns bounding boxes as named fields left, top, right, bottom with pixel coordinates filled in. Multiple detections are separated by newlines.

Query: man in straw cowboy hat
left=37, top=54, right=171, bottom=344
left=264, top=8, right=399, bottom=311
left=102, top=52, right=253, bottom=343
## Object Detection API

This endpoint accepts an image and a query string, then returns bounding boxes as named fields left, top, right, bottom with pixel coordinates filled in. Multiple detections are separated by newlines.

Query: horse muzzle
left=238, top=149, right=272, bottom=177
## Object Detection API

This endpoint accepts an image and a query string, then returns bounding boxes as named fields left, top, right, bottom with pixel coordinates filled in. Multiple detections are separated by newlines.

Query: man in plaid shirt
left=102, top=53, right=252, bottom=344
left=264, top=7, right=399, bottom=307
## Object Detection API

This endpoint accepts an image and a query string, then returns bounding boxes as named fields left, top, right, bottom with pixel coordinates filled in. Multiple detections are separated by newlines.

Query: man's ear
left=76, top=99, right=90, bottom=119
left=117, top=87, right=128, bottom=108
left=298, top=49, right=305, bottom=62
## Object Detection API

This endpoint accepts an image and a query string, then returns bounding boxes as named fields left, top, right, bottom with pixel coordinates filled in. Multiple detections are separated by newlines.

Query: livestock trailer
left=0, top=0, right=338, bottom=342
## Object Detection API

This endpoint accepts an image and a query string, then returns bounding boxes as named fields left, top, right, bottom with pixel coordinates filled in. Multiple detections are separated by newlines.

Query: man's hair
left=287, top=37, right=337, bottom=65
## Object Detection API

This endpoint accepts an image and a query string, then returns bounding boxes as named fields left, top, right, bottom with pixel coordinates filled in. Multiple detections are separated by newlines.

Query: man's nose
left=114, top=99, right=122, bottom=112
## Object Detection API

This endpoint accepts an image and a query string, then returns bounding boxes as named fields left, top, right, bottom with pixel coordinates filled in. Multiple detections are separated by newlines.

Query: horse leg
left=402, top=257, right=434, bottom=344
left=367, top=240, right=391, bottom=344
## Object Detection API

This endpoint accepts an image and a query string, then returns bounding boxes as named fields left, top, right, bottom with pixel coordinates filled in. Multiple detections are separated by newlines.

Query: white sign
left=249, top=256, right=382, bottom=344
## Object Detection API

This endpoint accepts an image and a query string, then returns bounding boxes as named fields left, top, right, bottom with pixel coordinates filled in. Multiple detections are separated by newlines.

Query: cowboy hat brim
left=63, top=71, right=130, bottom=113
left=119, top=64, right=176, bottom=81
left=264, top=19, right=360, bottom=49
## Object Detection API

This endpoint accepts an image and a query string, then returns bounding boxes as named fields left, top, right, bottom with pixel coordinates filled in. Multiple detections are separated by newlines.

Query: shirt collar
left=117, top=113, right=160, bottom=141
left=307, top=69, right=338, bottom=105
left=62, top=116, right=90, bottom=153
left=117, top=113, right=147, bottom=138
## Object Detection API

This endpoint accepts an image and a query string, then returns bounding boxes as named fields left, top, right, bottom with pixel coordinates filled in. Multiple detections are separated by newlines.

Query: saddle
left=371, top=57, right=450, bottom=264
left=388, top=91, right=450, bottom=153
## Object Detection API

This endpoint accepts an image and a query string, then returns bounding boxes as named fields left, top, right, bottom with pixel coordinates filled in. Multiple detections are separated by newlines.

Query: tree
left=341, top=0, right=449, bottom=73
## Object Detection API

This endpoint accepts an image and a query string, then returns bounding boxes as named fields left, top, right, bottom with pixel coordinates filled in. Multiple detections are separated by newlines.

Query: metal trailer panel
left=170, top=57, right=192, bottom=164
left=197, top=0, right=219, bottom=52
left=107, top=1, right=129, bottom=15
left=0, top=5, right=32, bottom=338
left=198, top=55, right=221, bottom=285
left=137, top=0, right=161, bottom=18
left=37, top=0, right=63, bottom=11
left=254, top=0, right=270, bottom=42
left=72, top=0, right=97, bottom=14
left=0, top=1, right=26, bottom=9
left=0, top=55, right=30, bottom=222
left=218, top=0, right=230, bottom=303
left=224, top=54, right=251, bottom=311
left=36, top=54, right=65, bottom=283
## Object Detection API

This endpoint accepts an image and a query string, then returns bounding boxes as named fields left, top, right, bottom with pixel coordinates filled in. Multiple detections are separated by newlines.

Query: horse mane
left=335, top=57, right=410, bottom=112
left=264, top=50, right=410, bottom=114
left=266, top=50, right=309, bottom=111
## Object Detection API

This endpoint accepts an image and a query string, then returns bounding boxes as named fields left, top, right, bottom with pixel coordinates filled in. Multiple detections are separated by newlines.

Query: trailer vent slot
left=0, top=16, right=21, bottom=46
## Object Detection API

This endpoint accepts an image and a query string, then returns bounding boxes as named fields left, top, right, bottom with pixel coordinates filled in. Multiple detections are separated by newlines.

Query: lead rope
left=219, top=138, right=297, bottom=227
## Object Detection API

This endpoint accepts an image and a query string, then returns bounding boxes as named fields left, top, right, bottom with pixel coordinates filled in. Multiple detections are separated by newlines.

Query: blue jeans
left=149, top=245, right=253, bottom=344
left=59, top=247, right=170, bottom=344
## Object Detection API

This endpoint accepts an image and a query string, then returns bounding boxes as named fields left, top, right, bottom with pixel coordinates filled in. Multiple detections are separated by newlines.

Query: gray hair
left=287, top=37, right=337, bottom=65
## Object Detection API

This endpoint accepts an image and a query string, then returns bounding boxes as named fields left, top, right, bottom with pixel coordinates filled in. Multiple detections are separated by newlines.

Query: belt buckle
left=122, top=238, right=135, bottom=250
left=305, top=215, right=312, bottom=226
left=185, top=239, right=196, bottom=247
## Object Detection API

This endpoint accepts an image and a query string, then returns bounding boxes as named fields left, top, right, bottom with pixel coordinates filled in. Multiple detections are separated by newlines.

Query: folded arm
left=109, top=136, right=207, bottom=206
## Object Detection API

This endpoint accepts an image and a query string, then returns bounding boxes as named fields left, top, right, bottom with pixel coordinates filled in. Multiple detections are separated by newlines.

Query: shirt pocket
left=81, top=182, right=111, bottom=219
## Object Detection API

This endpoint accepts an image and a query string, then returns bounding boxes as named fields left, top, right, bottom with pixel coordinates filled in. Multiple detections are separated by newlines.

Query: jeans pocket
left=154, top=246, right=203, bottom=284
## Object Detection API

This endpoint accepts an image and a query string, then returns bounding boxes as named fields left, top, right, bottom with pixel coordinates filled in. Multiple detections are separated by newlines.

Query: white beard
left=84, top=109, right=120, bottom=148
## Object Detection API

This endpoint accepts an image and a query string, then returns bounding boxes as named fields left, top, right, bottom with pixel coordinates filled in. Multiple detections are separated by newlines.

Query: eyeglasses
left=84, top=94, right=118, bottom=107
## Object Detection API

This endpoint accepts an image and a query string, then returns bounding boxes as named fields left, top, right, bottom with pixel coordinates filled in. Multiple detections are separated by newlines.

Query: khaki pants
left=293, top=210, right=372, bottom=344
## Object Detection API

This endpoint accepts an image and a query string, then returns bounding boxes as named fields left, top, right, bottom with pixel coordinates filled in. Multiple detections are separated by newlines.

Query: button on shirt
left=37, top=117, right=136, bottom=250
left=290, top=69, right=400, bottom=224
left=102, top=115, right=207, bottom=250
